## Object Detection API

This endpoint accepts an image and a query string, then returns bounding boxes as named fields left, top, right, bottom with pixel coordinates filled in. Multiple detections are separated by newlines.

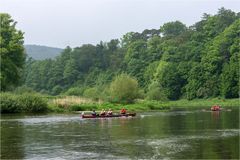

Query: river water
left=1, top=108, right=239, bottom=159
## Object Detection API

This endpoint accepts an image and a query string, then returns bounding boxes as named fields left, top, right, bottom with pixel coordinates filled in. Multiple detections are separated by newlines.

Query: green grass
left=162, top=98, right=239, bottom=108
left=1, top=92, right=238, bottom=113
left=46, top=100, right=170, bottom=112
left=48, top=98, right=239, bottom=112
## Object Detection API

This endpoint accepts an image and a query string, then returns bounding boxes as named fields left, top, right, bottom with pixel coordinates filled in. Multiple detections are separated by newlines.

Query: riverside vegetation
left=1, top=92, right=238, bottom=113
left=0, top=8, right=239, bottom=113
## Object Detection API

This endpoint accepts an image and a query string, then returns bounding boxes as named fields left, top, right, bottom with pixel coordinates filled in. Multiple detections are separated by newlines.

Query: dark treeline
left=23, top=8, right=239, bottom=100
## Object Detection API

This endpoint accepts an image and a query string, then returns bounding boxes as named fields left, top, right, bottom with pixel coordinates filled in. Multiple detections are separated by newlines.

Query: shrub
left=14, top=86, right=36, bottom=94
left=0, top=92, right=48, bottom=113
left=69, top=104, right=97, bottom=111
left=18, top=93, right=48, bottom=112
left=146, top=82, right=168, bottom=101
left=51, top=85, right=63, bottom=95
left=83, top=87, right=100, bottom=100
left=65, top=87, right=84, bottom=96
left=109, top=74, right=139, bottom=103
left=0, top=93, right=21, bottom=113
left=47, top=104, right=65, bottom=113
left=137, top=100, right=170, bottom=110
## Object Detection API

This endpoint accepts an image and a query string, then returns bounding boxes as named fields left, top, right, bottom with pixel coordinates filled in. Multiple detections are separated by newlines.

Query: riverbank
left=48, top=96, right=239, bottom=112
left=1, top=93, right=239, bottom=113
left=47, top=99, right=170, bottom=113
left=158, top=98, right=239, bottom=109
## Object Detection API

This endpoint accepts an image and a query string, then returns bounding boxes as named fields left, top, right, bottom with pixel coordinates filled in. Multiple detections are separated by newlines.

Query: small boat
left=211, top=105, right=221, bottom=111
left=82, top=113, right=136, bottom=119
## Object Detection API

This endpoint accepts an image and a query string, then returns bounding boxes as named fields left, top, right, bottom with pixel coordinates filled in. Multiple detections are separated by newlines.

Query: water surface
left=1, top=109, right=239, bottom=159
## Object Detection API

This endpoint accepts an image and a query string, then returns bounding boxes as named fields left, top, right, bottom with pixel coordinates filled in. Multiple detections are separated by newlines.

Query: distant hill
left=24, top=44, right=63, bottom=60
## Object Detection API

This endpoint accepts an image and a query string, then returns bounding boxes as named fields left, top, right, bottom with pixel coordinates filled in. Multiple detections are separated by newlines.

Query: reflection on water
left=1, top=109, right=239, bottom=159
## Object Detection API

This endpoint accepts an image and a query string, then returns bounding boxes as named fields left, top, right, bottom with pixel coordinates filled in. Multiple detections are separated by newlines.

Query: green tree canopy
left=160, top=21, right=187, bottom=37
left=109, top=74, right=139, bottom=103
left=0, top=13, right=25, bottom=91
left=21, top=8, right=239, bottom=100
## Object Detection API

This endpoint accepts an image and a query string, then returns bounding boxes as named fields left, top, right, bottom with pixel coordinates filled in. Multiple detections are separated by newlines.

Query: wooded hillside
left=23, top=8, right=240, bottom=100
left=24, top=45, right=63, bottom=60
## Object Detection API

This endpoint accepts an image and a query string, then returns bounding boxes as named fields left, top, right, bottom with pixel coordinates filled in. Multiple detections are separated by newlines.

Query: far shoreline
left=1, top=92, right=238, bottom=114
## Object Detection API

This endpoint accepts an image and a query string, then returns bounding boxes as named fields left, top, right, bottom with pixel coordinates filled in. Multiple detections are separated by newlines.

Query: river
left=1, top=108, right=239, bottom=159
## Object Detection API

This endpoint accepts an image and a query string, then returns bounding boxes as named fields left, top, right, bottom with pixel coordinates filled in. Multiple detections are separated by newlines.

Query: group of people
left=91, top=108, right=127, bottom=116
left=211, top=105, right=221, bottom=111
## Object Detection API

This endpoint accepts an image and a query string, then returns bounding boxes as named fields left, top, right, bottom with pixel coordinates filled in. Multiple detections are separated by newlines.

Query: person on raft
left=92, top=110, right=97, bottom=116
left=107, top=109, right=113, bottom=115
left=212, top=105, right=221, bottom=111
left=100, top=109, right=106, bottom=116
left=120, top=108, right=127, bottom=114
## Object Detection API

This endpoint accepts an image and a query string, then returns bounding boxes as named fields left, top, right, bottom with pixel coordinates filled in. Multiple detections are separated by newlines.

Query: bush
left=146, top=81, right=168, bottom=101
left=65, top=87, right=84, bottom=96
left=0, top=93, right=21, bottom=113
left=135, top=100, right=170, bottom=110
left=14, top=86, right=36, bottom=94
left=83, top=87, right=100, bottom=100
left=0, top=92, right=48, bottom=113
left=18, top=94, right=48, bottom=112
left=51, top=85, right=63, bottom=95
left=47, top=104, right=65, bottom=113
left=69, top=104, right=97, bottom=111
left=109, top=74, right=139, bottom=103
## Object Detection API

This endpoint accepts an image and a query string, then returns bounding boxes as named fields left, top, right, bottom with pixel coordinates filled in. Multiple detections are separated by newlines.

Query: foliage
left=13, top=86, right=36, bottom=94
left=109, top=74, right=139, bottom=103
left=146, top=81, right=168, bottom=101
left=0, top=92, right=48, bottom=113
left=160, top=21, right=187, bottom=37
left=52, top=85, right=63, bottom=95
left=0, top=13, right=25, bottom=91
left=24, top=45, right=63, bottom=60
left=20, top=8, right=240, bottom=100
left=0, top=93, right=21, bottom=113
left=64, top=87, right=84, bottom=96
left=83, top=87, right=101, bottom=100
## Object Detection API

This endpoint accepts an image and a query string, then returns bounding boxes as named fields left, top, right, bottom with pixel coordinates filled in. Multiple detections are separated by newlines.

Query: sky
left=0, top=0, right=239, bottom=48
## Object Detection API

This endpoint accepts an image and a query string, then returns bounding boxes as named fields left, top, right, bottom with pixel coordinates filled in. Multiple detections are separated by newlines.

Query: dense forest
left=2, top=8, right=240, bottom=102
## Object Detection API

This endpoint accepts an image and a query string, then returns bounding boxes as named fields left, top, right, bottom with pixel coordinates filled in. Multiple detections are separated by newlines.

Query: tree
left=0, top=13, right=25, bottom=90
left=200, top=19, right=240, bottom=97
left=146, top=81, right=167, bottom=101
left=124, top=40, right=148, bottom=87
left=109, top=74, right=139, bottom=103
left=221, top=54, right=239, bottom=98
left=160, top=21, right=187, bottom=37
left=63, top=57, right=79, bottom=86
left=22, top=8, right=239, bottom=100
left=73, top=44, right=96, bottom=73
left=154, top=61, right=184, bottom=100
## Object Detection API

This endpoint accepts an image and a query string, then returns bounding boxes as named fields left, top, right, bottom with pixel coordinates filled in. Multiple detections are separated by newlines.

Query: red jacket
left=121, top=108, right=126, bottom=114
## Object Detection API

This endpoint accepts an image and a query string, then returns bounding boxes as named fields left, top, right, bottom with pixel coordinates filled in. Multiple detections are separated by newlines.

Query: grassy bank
left=1, top=93, right=239, bottom=113
left=151, top=98, right=239, bottom=109
left=48, top=98, right=170, bottom=113
left=48, top=96, right=239, bottom=113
